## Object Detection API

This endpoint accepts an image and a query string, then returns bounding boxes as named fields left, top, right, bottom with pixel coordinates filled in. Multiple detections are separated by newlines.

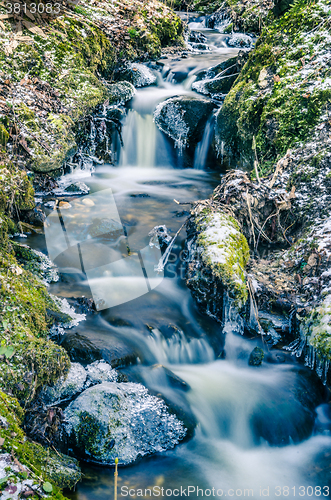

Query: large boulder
left=186, top=204, right=250, bottom=321
left=116, top=63, right=157, bottom=88
left=64, top=382, right=186, bottom=465
left=107, top=81, right=136, bottom=105
left=154, top=96, right=215, bottom=150
left=193, top=74, right=238, bottom=97
left=193, top=54, right=247, bottom=98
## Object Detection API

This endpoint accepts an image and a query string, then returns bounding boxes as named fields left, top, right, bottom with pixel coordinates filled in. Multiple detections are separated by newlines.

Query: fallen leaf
left=4, top=40, right=19, bottom=55
left=14, top=35, right=34, bottom=42
left=22, top=20, right=47, bottom=38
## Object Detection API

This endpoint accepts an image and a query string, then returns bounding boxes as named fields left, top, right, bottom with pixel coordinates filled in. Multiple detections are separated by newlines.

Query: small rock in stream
left=248, top=346, right=265, bottom=366
left=64, top=182, right=90, bottom=195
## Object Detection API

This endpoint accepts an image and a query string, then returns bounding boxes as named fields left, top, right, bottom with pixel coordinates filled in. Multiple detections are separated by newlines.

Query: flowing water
left=22, top=22, right=331, bottom=500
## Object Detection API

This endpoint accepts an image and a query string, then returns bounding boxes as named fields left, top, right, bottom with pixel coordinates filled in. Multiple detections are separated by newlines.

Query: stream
left=20, top=21, right=331, bottom=500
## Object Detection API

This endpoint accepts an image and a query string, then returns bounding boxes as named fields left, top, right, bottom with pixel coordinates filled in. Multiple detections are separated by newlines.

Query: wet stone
left=248, top=347, right=265, bottom=366
left=64, top=182, right=90, bottom=195
left=64, top=382, right=187, bottom=465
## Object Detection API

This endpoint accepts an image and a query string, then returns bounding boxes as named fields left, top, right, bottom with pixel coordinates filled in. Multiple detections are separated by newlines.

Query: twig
left=252, top=136, right=261, bottom=186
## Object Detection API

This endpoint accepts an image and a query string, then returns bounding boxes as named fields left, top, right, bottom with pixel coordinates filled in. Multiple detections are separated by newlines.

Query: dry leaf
left=14, top=35, right=33, bottom=42
left=25, top=9, right=36, bottom=21
left=22, top=20, right=47, bottom=38
left=4, top=40, right=19, bottom=55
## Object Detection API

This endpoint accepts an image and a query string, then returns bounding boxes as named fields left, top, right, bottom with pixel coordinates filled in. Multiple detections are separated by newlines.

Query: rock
left=116, top=63, right=157, bottom=88
left=192, top=74, right=238, bottom=97
left=64, top=182, right=90, bottom=195
left=87, top=217, right=123, bottom=239
left=64, top=382, right=186, bottom=465
left=23, top=207, right=46, bottom=227
left=250, top=367, right=324, bottom=445
left=60, top=330, right=137, bottom=368
left=193, top=54, right=247, bottom=97
left=194, top=56, right=238, bottom=82
left=151, top=364, right=190, bottom=392
left=60, top=332, right=102, bottom=364
left=248, top=346, right=264, bottom=366
left=40, top=362, right=87, bottom=404
left=273, top=0, right=294, bottom=16
left=154, top=96, right=215, bottom=150
left=189, top=31, right=207, bottom=44
left=107, top=81, right=135, bottom=105
left=186, top=205, right=250, bottom=320
left=227, top=34, right=254, bottom=48
left=85, top=360, right=117, bottom=385
left=58, top=201, right=71, bottom=209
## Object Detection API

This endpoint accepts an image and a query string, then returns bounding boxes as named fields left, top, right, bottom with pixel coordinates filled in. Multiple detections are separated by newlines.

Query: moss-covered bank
left=0, top=154, right=78, bottom=497
left=216, top=0, right=331, bottom=171
left=0, top=390, right=81, bottom=498
left=0, top=0, right=184, bottom=173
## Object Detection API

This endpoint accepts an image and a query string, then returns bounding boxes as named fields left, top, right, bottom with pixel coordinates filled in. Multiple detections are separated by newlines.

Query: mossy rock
left=304, top=295, right=331, bottom=361
left=0, top=390, right=81, bottom=495
left=186, top=207, right=250, bottom=319
left=248, top=346, right=265, bottom=366
left=154, top=96, right=215, bottom=150
left=64, top=382, right=186, bottom=465
left=107, top=81, right=136, bottom=105
left=0, top=124, right=9, bottom=147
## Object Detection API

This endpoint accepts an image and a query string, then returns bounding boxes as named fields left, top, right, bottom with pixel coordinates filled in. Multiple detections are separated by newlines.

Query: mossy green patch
left=0, top=249, right=71, bottom=400
left=0, top=390, right=81, bottom=495
left=195, top=208, right=250, bottom=308
left=216, top=0, right=331, bottom=172
left=303, top=295, right=331, bottom=361
left=0, top=0, right=184, bottom=172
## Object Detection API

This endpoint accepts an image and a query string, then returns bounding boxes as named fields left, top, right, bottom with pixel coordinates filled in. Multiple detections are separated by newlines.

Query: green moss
left=0, top=163, right=35, bottom=214
left=0, top=1, right=183, bottom=172
left=76, top=411, right=103, bottom=457
left=0, top=124, right=9, bottom=147
left=0, top=390, right=81, bottom=495
left=0, top=247, right=71, bottom=399
left=304, top=296, right=331, bottom=360
left=196, top=210, right=250, bottom=307
left=216, top=0, right=331, bottom=171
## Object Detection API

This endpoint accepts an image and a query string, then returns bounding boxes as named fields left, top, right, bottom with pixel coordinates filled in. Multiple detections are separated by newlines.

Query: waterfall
left=146, top=328, right=215, bottom=365
left=193, top=118, right=214, bottom=170
left=119, top=110, right=157, bottom=167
